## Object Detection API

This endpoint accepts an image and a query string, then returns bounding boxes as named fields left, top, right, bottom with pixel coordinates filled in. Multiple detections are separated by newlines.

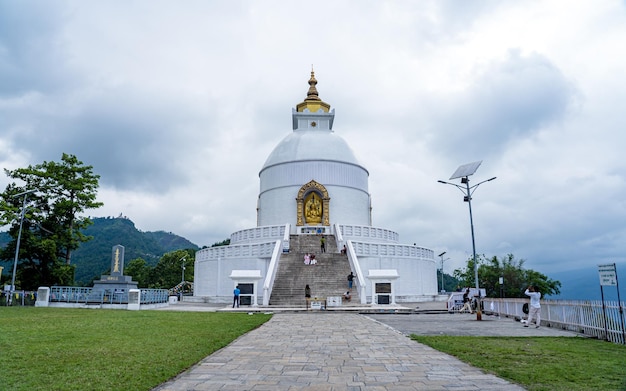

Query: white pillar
left=35, top=287, right=50, bottom=307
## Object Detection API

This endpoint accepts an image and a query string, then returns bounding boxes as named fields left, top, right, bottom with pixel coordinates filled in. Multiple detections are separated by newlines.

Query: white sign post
left=597, top=263, right=625, bottom=343
left=598, top=263, right=617, bottom=286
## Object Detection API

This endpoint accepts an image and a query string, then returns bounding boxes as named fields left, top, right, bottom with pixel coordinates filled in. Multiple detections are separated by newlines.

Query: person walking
left=460, top=288, right=473, bottom=313
left=305, top=284, right=311, bottom=299
left=320, top=236, right=326, bottom=253
left=233, top=285, right=241, bottom=308
left=347, top=272, right=354, bottom=289
left=524, top=285, right=541, bottom=328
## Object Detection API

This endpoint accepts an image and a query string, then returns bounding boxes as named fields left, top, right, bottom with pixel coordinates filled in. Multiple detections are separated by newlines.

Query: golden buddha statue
left=304, top=193, right=322, bottom=224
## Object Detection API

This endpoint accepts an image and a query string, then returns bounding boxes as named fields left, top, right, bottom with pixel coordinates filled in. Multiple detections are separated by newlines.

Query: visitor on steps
left=343, top=291, right=351, bottom=302
left=304, top=253, right=310, bottom=265
left=310, top=253, right=317, bottom=265
left=320, top=236, right=326, bottom=253
left=341, top=245, right=347, bottom=255
left=305, top=284, right=311, bottom=299
left=347, top=272, right=354, bottom=289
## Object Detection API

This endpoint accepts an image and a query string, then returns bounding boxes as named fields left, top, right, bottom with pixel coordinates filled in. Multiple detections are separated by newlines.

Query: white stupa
left=193, top=71, right=436, bottom=306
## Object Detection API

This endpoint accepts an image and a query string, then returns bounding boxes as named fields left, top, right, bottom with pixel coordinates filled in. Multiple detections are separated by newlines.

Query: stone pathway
left=153, top=312, right=526, bottom=390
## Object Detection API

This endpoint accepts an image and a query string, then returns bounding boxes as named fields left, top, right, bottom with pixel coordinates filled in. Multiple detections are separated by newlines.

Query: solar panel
left=449, top=161, right=482, bottom=180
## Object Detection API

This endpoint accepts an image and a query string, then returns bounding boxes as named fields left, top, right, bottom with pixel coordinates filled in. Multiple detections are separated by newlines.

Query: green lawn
left=411, top=335, right=626, bottom=391
left=0, top=307, right=271, bottom=391
left=3, top=308, right=626, bottom=391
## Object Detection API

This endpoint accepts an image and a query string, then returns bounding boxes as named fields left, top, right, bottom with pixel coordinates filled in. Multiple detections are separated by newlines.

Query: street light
left=180, top=256, right=187, bottom=284
left=9, top=189, right=36, bottom=306
left=179, top=256, right=187, bottom=301
left=437, top=251, right=449, bottom=293
left=438, top=161, right=496, bottom=319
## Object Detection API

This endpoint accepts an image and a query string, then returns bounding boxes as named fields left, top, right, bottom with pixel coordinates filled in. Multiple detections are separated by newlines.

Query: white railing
left=483, top=298, right=626, bottom=345
left=230, top=225, right=286, bottom=244
left=351, top=241, right=434, bottom=259
left=346, top=240, right=367, bottom=304
left=262, top=240, right=284, bottom=306
left=196, top=242, right=276, bottom=261
left=335, top=223, right=366, bottom=304
left=338, top=224, right=399, bottom=242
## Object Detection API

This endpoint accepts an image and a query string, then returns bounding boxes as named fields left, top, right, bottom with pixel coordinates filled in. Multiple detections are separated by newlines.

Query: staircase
left=269, top=234, right=358, bottom=307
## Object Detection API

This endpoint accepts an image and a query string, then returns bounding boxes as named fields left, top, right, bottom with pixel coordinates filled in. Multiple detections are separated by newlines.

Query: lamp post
left=499, top=276, right=504, bottom=318
left=437, top=251, right=449, bottom=293
left=438, top=161, right=496, bottom=320
left=9, top=189, right=36, bottom=306
left=179, top=256, right=186, bottom=300
left=180, top=257, right=186, bottom=284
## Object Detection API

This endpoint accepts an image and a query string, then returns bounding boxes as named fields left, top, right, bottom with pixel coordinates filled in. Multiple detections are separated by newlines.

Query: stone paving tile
left=153, top=312, right=526, bottom=391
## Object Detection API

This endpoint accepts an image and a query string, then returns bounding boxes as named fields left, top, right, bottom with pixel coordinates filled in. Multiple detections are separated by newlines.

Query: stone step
left=269, top=234, right=358, bottom=306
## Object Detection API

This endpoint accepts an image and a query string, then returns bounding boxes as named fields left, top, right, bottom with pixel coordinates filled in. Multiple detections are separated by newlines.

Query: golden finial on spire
left=297, top=67, right=330, bottom=113
left=305, top=70, right=320, bottom=101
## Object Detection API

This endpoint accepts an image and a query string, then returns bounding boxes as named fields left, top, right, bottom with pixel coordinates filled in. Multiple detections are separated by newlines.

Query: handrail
left=262, top=239, right=283, bottom=306
left=346, top=240, right=366, bottom=304
left=335, top=223, right=366, bottom=304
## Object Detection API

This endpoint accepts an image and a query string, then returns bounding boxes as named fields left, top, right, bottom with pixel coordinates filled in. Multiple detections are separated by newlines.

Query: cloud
left=1, top=1, right=626, bottom=283
left=0, top=2, right=73, bottom=96
left=426, top=50, right=577, bottom=162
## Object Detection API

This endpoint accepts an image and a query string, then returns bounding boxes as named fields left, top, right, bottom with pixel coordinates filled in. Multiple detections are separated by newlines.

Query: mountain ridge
left=0, top=216, right=199, bottom=286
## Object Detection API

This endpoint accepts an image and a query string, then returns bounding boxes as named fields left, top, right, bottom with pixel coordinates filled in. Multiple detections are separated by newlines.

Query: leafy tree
left=436, top=270, right=460, bottom=292
left=453, top=254, right=561, bottom=298
left=149, top=249, right=195, bottom=289
left=125, top=258, right=152, bottom=288
left=0, top=153, right=103, bottom=289
left=211, top=238, right=230, bottom=247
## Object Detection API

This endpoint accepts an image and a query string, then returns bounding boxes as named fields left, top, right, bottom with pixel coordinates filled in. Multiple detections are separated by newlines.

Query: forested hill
left=1, top=217, right=199, bottom=286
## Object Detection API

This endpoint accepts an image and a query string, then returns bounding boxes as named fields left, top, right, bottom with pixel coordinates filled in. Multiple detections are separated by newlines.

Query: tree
left=0, top=153, right=103, bottom=289
left=212, top=238, right=230, bottom=247
left=453, top=254, right=561, bottom=298
left=149, top=249, right=195, bottom=289
left=124, top=258, right=152, bottom=288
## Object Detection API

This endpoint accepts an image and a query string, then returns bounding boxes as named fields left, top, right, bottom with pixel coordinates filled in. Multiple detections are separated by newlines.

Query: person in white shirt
left=524, top=285, right=541, bottom=328
left=343, top=291, right=351, bottom=302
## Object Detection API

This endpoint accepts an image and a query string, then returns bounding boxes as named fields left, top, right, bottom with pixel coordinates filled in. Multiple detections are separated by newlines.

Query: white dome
left=262, top=130, right=362, bottom=171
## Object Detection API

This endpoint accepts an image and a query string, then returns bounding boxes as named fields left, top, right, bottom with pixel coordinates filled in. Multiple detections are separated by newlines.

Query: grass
left=0, top=307, right=271, bottom=391
left=3, top=308, right=626, bottom=391
left=411, top=335, right=626, bottom=391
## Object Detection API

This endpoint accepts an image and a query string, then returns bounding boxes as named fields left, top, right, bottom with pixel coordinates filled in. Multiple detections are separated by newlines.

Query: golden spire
left=296, top=68, right=331, bottom=113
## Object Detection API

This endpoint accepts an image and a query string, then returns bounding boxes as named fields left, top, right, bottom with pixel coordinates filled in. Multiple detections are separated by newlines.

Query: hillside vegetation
left=1, top=217, right=199, bottom=286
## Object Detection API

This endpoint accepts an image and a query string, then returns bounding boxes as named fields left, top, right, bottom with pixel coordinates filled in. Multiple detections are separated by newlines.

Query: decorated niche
left=296, top=180, right=330, bottom=226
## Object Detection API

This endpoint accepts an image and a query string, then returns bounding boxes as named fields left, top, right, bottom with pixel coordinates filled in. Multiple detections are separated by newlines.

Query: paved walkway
left=152, top=310, right=558, bottom=390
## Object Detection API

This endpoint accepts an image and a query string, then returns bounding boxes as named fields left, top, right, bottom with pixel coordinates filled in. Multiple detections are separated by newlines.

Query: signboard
left=598, top=263, right=617, bottom=286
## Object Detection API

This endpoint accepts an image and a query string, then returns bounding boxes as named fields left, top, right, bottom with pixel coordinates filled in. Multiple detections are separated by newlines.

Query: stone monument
left=92, top=244, right=138, bottom=292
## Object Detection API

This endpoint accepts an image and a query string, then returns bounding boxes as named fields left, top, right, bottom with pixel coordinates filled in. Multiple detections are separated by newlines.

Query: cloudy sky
left=2, top=1, right=626, bottom=277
